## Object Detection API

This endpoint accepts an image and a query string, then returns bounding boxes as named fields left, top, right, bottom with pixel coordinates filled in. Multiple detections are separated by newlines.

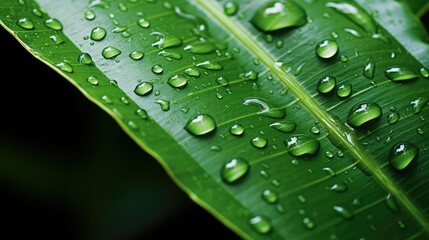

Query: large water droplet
left=249, top=215, right=272, bottom=234
left=85, top=10, right=96, bottom=20
left=138, top=18, right=150, bottom=28
left=221, top=158, right=250, bottom=184
left=410, top=97, right=428, bottom=114
left=134, top=82, right=153, bottom=96
left=44, top=18, right=63, bottom=30
left=285, top=134, right=320, bottom=157
left=184, top=114, right=217, bottom=136
left=389, top=141, right=419, bottom=170
left=385, top=66, right=419, bottom=82
left=152, top=64, right=164, bottom=74
left=347, top=101, right=382, bottom=127
left=250, top=0, right=307, bottom=32
left=90, top=27, right=107, bottom=41
left=17, top=17, right=34, bottom=30
left=317, top=76, right=336, bottom=94
left=243, top=97, right=286, bottom=119
left=269, top=120, right=296, bottom=133
left=315, top=39, right=338, bottom=59
left=78, top=52, right=93, bottom=64
left=224, top=1, right=239, bottom=16
left=102, top=46, right=121, bottom=59
left=168, top=74, right=188, bottom=88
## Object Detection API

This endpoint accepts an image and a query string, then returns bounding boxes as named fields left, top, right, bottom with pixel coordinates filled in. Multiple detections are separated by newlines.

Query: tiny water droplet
left=102, top=46, right=121, bottom=59
left=78, top=52, right=93, bottom=64
left=216, top=76, right=229, bottom=86
left=86, top=76, right=99, bottom=85
left=310, top=126, right=320, bottom=134
left=134, top=82, right=153, bottom=96
left=151, top=32, right=182, bottom=49
left=168, top=74, right=188, bottom=88
left=184, top=67, right=201, bottom=77
left=333, top=205, right=353, bottom=219
left=285, top=134, right=320, bottom=157
left=85, top=10, right=96, bottom=20
left=158, top=50, right=182, bottom=60
left=387, top=112, right=400, bottom=124
left=262, top=189, right=278, bottom=204
left=385, top=193, right=399, bottom=213
left=230, top=124, right=244, bottom=136
left=155, top=99, right=170, bottom=111
left=316, top=39, right=338, bottom=59
left=129, top=51, right=144, bottom=60
left=317, top=76, right=336, bottom=94
left=152, top=64, right=164, bottom=74
left=385, top=66, right=419, bottom=82
left=250, top=0, right=307, bottom=32
left=17, top=17, right=34, bottom=30
left=347, top=101, right=382, bottom=127
left=221, top=158, right=250, bottom=183
left=44, top=18, right=63, bottom=30
left=269, top=120, right=296, bottom=133
left=336, top=84, right=352, bottom=98
left=328, top=182, right=347, bottom=192
left=90, top=27, right=107, bottom=41
left=55, top=62, right=73, bottom=73
left=224, top=1, right=239, bottom=16
left=249, top=215, right=272, bottom=234
left=389, top=141, right=419, bottom=170
left=363, top=59, right=375, bottom=79
left=251, top=137, right=268, bottom=148
left=32, top=8, right=43, bottom=17
left=136, top=109, right=148, bottom=119
left=184, top=114, right=217, bottom=136
left=303, top=217, right=315, bottom=230
left=323, top=167, right=336, bottom=176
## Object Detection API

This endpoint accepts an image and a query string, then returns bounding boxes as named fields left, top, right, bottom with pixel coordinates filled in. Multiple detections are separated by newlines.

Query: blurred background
left=0, top=7, right=428, bottom=240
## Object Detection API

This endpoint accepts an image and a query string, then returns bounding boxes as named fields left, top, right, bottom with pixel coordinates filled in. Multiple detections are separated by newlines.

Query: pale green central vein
left=196, top=0, right=429, bottom=232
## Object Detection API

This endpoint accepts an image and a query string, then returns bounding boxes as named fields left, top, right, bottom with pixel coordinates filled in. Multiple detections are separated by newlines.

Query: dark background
left=0, top=8, right=428, bottom=240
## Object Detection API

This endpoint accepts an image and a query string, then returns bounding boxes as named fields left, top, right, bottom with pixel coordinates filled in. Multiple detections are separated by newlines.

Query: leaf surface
left=1, top=0, right=429, bottom=239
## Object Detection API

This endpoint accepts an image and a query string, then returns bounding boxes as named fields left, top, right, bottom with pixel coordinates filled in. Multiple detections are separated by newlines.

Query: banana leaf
left=1, top=0, right=429, bottom=239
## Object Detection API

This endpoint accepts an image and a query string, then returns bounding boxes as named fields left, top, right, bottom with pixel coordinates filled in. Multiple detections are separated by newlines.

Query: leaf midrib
left=195, top=0, right=429, bottom=232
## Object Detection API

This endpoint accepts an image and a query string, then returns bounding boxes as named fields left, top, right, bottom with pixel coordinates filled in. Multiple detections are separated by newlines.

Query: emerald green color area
left=1, top=0, right=429, bottom=239
left=250, top=0, right=307, bottom=32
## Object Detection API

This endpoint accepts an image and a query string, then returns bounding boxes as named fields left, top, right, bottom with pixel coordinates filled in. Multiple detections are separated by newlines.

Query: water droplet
left=138, top=18, right=150, bottom=28
left=32, top=8, right=43, bottom=17
left=54, top=62, right=73, bottom=73
left=250, top=0, right=307, bottom=32
left=17, top=17, right=34, bottom=30
left=385, top=193, right=399, bottom=213
left=347, top=101, right=382, bottom=128
left=90, top=27, right=107, bottom=41
left=303, top=217, right=315, bottom=230
left=336, top=84, right=352, bottom=98
left=184, top=114, right=217, bottom=136
left=215, top=76, right=229, bottom=86
left=184, top=68, right=201, bottom=77
left=184, top=40, right=217, bottom=54
left=285, top=134, right=320, bottom=157
left=224, top=1, right=239, bottom=16
left=152, top=64, right=164, bottom=74
left=242, top=70, right=259, bottom=81
left=385, top=66, right=419, bottom=82
left=221, top=158, right=250, bottom=183
left=151, top=32, right=182, bottom=49
left=310, top=126, right=320, bottom=134
left=243, top=97, right=286, bottom=119
left=387, top=112, right=400, bottom=124
left=420, top=67, right=429, bottom=78
left=168, top=74, right=188, bottom=88
left=85, top=10, right=96, bottom=20
left=101, top=95, right=112, bottom=104
left=134, top=82, right=153, bottom=96
left=328, top=182, right=347, bottom=192
left=102, top=46, right=121, bottom=59
left=249, top=215, right=272, bottom=234
left=86, top=76, right=99, bottom=85
left=339, top=55, right=348, bottom=62
left=158, top=50, right=182, bottom=60
left=317, top=76, right=336, bottom=94
left=389, top=141, right=419, bottom=170
left=44, top=18, right=63, bottom=30
left=136, top=108, right=148, bottom=119
left=129, top=51, right=144, bottom=60
left=323, top=167, right=336, bottom=176
left=269, top=120, right=296, bottom=133
left=262, top=188, right=278, bottom=203
left=196, top=61, right=223, bottom=70
left=78, top=52, right=93, bottom=64
left=410, top=97, right=428, bottom=114
left=155, top=99, right=170, bottom=111
left=333, top=205, right=353, bottom=219
left=297, top=195, right=306, bottom=203
left=230, top=124, right=244, bottom=136
left=363, top=59, right=375, bottom=79
left=251, top=137, right=268, bottom=148
left=316, top=39, right=338, bottom=59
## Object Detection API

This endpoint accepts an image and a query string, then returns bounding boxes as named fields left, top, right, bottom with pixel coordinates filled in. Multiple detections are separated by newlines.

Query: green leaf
left=1, top=0, right=429, bottom=239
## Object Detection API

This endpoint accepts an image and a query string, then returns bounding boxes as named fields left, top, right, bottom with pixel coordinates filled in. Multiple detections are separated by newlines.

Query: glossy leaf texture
left=1, top=0, right=429, bottom=239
